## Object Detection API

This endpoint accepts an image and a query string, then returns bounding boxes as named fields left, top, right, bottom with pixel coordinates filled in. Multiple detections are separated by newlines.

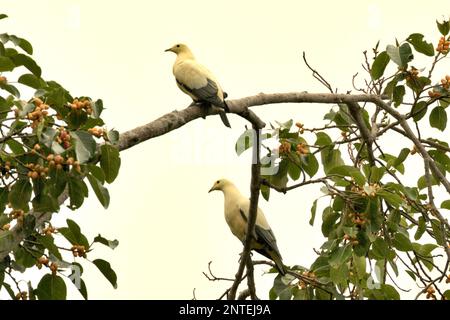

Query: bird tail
left=256, top=247, right=286, bottom=275
left=223, top=99, right=230, bottom=112
left=270, top=252, right=287, bottom=276
left=219, top=111, right=231, bottom=128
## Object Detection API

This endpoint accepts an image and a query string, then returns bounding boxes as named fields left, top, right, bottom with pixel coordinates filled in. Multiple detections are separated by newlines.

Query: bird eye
left=176, top=44, right=180, bottom=48
left=216, top=180, right=220, bottom=184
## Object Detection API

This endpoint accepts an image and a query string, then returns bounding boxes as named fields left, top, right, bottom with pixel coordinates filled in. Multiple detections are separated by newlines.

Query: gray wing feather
left=239, top=209, right=281, bottom=256
left=176, top=78, right=225, bottom=109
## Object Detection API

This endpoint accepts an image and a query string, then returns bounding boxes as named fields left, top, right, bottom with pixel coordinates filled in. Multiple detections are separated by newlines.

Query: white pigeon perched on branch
left=209, top=179, right=286, bottom=275
left=165, top=43, right=231, bottom=128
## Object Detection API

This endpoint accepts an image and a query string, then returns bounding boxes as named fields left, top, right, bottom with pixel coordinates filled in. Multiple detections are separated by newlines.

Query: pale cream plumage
left=165, top=43, right=231, bottom=128
left=209, top=179, right=286, bottom=275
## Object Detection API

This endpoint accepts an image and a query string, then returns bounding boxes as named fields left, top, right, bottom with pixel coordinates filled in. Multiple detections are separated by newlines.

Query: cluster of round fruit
left=0, top=76, right=7, bottom=84
left=348, top=212, right=366, bottom=227
left=42, top=225, right=57, bottom=236
left=26, top=162, right=49, bottom=179
left=295, top=122, right=305, bottom=134
left=0, top=161, right=12, bottom=179
left=71, top=244, right=87, bottom=258
left=426, top=285, right=436, bottom=300
left=343, top=233, right=360, bottom=246
left=36, top=256, right=50, bottom=270
left=436, top=36, right=450, bottom=54
left=441, top=75, right=450, bottom=90
left=15, top=291, right=28, bottom=300
left=27, top=98, right=50, bottom=129
left=9, top=209, right=24, bottom=223
left=69, top=98, right=93, bottom=115
left=296, top=142, right=309, bottom=155
left=88, top=126, right=104, bottom=138
left=406, top=66, right=419, bottom=82
left=278, top=141, right=291, bottom=154
left=46, top=154, right=81, bottom=173
left=55, top=128, right=72, bottom=149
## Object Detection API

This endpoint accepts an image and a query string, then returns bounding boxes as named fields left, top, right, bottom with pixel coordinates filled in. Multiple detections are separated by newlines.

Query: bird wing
left=174, top=60, right=225, bottom=108
left=238, top=205, right=282, bottom=258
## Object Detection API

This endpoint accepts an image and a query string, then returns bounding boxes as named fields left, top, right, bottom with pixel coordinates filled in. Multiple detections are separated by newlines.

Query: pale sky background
left=1, top=0, right=449, bottom=299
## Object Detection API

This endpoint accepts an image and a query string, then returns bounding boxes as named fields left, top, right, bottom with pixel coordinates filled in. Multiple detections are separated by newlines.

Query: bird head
left=164, top=43, right=190, bottom=55
left=208, top=179, right=231, bottom=193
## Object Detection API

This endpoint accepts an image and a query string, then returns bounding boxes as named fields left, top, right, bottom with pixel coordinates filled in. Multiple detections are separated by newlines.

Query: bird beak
left=208, top=186, right=215, bottom=193
left=164, top=48, right=172, bottom=53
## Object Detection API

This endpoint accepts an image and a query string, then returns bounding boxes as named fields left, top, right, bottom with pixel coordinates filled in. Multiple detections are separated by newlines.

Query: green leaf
left=49, top=168, right=67, bottom=198
left=393, top=85, right=405, bottom=107
left=329, top=165, right=366, bottom=186
left=87, top=164, right=105, bottom=184
left=106, top=129, right=119, bottom=145
left=100, top=144, right=121, bottom=183
left=309, top=200, right=317, bottom=226
left=32, top=193, right=59, bottom=213
left=371, top=51, right=390, bottom=80
left=417, top=175, right=438, bottom=190
left=405, top=270, right=416, bottom=281
left=66, top=219, right=89, bottom=248
left=303, top=153, right=319, bottom=177
left=430, top=219, right=444, bottom=246
left=330, top=263, right=349, bottom=287
left=371, top=238, right=390, bottom=260
left=0, top=56, right=15, bottom=72
left=86, top=173, right=110, bottom=209
left=429, top=106, right=447, bottom=131
left=329, top=244, right=352, bottom=268
left=411, top=101, right=428, bottom=122
left=272, top=274, right=293, bottom=300
left=260, top=183, right=270, bottom=201
left=369, top=166, right=385, bottom=183
left=94, top=234, right=119, bottom=249
left=68, top=177, right=87, bottom=209
left=414, top=217, right=426, bottom=240
left=321, top=207, right=339, bottom=237
left=18, top=73, right=44, bottom=89
left=406, top=33, right=434, bottom=56
left=441, top=199, right=450, bottom=209
left=10, top=54, right=41, bottom=77
left=93, top=259, right=117, bottom=289
left=437, top=19, right=450, bottom=36
left=386, top=43, right=413, bottom=67
left=1, top=83, right=20, bottom=97
left=392, top=148, right=410, bottom=167
left=377, top=190, right=404, bottom=208
left=14, top=246, right=36, bottom=268
left=444, top=290, right=450, bottom=300
left=72, top=131, right=96, bottom=164
left=36, top=274, right=66, bottom=300
left=287, top=161, right=300, bottom=180
left=8, top=179, right=32, bottom=211
left=0, top=14, right=8, bottom=20
left=315, top=132, right=332, bottom=146
left=37, top=235, right=62, bottom=260
left=392, top=232, right=413, bottom=251
left=92, top=99, right=104, bottom=118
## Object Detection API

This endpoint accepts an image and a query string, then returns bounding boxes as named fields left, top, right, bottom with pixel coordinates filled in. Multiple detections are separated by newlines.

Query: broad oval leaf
left=100, top=144, right=121, bottom=184
left=371, top=51, right=390, bottom=80
left=406, top=33, right=434, bottom=56
left=93, top=259, right=117, bottom=289
left=36, top=274, right=67, bottom=300
left=429, top=106, right=447, bottom=131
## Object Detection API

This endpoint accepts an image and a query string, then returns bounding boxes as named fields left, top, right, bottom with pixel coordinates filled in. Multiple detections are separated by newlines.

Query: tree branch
left=0, top=92, right=391, bottom=264
left=228, top=126, right=263, bottom=300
